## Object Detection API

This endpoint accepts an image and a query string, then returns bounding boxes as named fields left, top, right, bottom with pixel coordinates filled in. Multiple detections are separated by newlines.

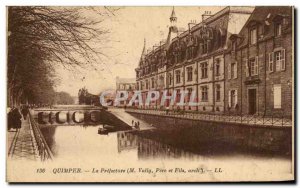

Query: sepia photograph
left=5, top=5, right=294, bottom=183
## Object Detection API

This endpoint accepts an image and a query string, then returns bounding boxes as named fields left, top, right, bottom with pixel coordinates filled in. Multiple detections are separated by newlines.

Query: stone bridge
left=8, top=106, right=134, bottom=161
left=32, top=107, right=106, bottom=125
left=32, top=106, right=132, bottom=130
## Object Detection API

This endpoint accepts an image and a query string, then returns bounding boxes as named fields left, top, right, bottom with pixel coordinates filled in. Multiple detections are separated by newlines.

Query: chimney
left=188, top=20, right=197, bottom=31
left=202, top=11, right=212, bottom=22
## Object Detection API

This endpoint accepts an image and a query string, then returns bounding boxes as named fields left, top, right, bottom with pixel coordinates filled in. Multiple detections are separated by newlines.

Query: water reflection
left=137, top=135, right=200, bottom=160
left=117, top=132, right=137, bottom=153
left=41, top=125, right=291, bottom=161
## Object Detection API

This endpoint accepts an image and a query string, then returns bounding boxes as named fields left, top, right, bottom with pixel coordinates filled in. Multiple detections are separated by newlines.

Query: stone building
left=135, top=6, right=255, bottom=112
left=225, top=6, right=293, bottom=117
left=135, top=6, right=293, bottom=117
left=116, top=76, right=136, bottom=106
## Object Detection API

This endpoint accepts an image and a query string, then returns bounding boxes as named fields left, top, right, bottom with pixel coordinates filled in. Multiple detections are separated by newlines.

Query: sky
left=54, top=6, right=224, bottom=96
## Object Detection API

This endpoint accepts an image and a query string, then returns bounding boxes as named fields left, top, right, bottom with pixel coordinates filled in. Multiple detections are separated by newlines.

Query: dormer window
left=203, top=40, right=208, bottom=54
left=232, top=41, right=236, bottom=52
left=275, top=22, right=282, bottom=37
left=250, top=27, right=257, bottom=45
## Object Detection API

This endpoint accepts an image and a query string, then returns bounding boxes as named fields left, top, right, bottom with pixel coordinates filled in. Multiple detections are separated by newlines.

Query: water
left=40, top=124, right=291, bottom=160
left=38, top=124, right=293, bottom=181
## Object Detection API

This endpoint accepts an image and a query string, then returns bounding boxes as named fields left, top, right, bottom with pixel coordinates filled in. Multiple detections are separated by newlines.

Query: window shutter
left=245, top=59, right=249, bottom=77
left=269, top=52, right=274, bottom=72
left=228, top=90, right=231, bottom=108
left=281, top=49, right=286, bottom=70
left=228, top=62, right=231, bottom=79
left=255, top=56, right=259, bottom=75
left=273, top=85, right=282, bottom=109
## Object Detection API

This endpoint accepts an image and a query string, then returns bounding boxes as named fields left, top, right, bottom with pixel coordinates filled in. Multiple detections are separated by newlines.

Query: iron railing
left=29, top=112, right=53, bottom=161
left=125, top=108, right=292, bottom=127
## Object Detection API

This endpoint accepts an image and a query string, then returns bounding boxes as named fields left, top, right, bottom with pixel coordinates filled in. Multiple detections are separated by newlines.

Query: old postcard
left=6, top=6, right=294, bottom=182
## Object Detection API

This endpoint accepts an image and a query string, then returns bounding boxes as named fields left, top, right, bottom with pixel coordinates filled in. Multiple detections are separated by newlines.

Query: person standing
left=12, top=108, right=22, bottom=131
left=21, top=105, right=29, bottom=120
left=7, top=108, right=13, bottom=131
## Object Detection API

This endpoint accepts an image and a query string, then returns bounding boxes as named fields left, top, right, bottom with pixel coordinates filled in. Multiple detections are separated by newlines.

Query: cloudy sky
left=55, top=6, right=224, bottom=96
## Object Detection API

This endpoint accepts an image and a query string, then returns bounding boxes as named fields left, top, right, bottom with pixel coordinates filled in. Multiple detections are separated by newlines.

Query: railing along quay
left=29, top=112, right=53, bottom=161
left=125, top=108, right=292, bottom=127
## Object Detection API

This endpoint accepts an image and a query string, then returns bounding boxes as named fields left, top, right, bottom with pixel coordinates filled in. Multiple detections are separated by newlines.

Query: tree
left=55, top=92, right=74, bottom=105
left=7, top=6, right=118, bottom=106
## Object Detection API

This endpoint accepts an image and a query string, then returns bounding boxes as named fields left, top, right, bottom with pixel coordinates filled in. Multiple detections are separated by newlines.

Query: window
left=215, top=59, right=220, bottom=76
left=201, top=62, right=208, bottom=78
left=187, top=47, right=193, bottom=60
left=230, top=90, right=236, bottom=108
left=151, top=78, right=155, bottom=88
left=275, top=51, right=282, bottom=71
left=275, top=22, right=282, bottom=37
left=273, top=50, right=286, bottom=71
left=175, top=70, right=181, bottom=83
left=187, top=88, right=193, bottom=102
left=146, top=80, right=149, bottom=89
left=228, top=90, right=237, bottom=108
left=159, top=76, right=164, bottom=87
left=216, top=85, right=221, bottom=102
left=249, top=57, right=258, bottom=76
left=187, top=67, right=193, bottom=81
left=273, top=84, right=281, bottom=109
left=176, top=89, right=181, bottom=103
left=232, top=41, right=236, bottom=51
left=201, top=86, right=208, bottom=102
left=168, top=74, right=172, bottom=85
left=250, top=27, right=257, bottom=45
left=231, top=62, right=237, bottom=78
left=203, top=40, right=208, bottom=54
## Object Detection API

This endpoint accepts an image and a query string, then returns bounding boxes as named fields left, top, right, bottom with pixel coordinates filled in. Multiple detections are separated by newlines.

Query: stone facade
left=135, top=6, right=293, bottom=117
left=225, top=7, right=293, bottom=117
left=116, top=77, right=136, bottom=106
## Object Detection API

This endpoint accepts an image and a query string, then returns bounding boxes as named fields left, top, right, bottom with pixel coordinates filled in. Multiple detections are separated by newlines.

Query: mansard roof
left=116, top=77, right=136, bottom=84
left=236, top=6, right=293, bottom=48
left=137, top=6, right=255, bottom=69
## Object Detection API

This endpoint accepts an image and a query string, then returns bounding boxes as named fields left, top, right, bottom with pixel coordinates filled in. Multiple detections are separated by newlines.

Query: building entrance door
left=248, top=89, right=257, bottom=115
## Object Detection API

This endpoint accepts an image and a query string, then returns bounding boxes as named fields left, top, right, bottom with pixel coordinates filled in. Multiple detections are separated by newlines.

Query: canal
left=39, top=122, right=292, bottom=178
